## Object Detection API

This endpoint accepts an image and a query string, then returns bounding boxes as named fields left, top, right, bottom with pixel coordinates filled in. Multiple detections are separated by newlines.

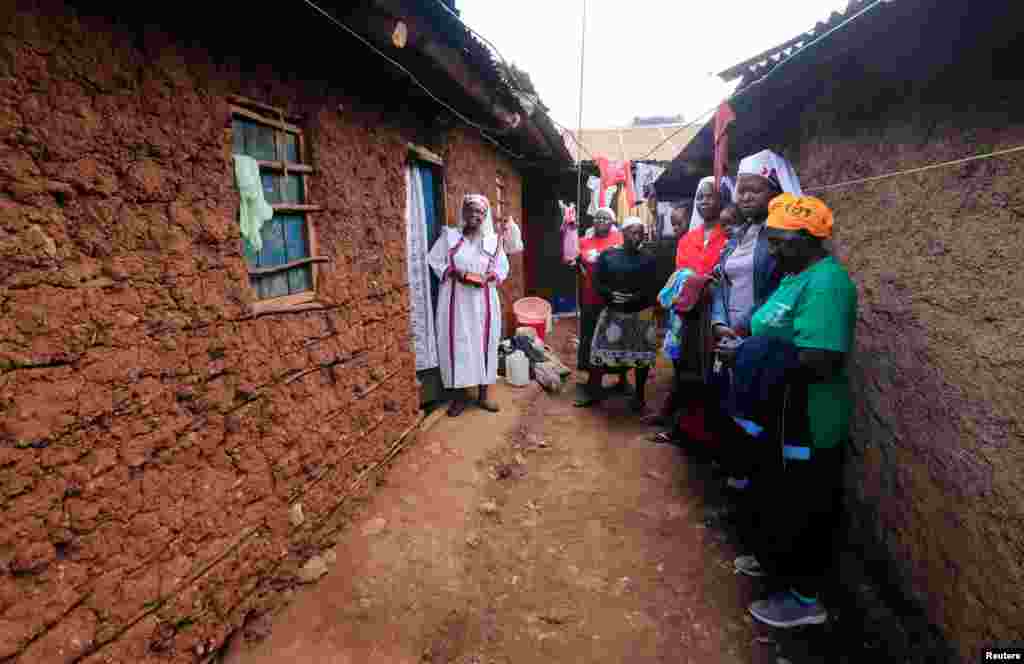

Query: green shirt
left=749, top=256, right=858, bottom=449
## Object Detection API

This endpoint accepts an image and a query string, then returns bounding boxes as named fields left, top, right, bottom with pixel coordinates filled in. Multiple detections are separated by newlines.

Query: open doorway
left=405, top=157, right=447, bottom=406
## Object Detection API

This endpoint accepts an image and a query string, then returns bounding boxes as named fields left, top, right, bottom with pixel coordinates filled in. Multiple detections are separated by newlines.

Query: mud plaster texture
left=787, top=69, right=1024, bottom=660
left=0, top=5, right=528, bottom=663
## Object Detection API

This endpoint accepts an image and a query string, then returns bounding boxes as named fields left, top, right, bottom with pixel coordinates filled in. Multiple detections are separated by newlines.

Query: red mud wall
left=443, top=128, right=526, bottom=336
left=0, top=6, right=517, bottom=662
left=791, top=71, right=1024, bottom=658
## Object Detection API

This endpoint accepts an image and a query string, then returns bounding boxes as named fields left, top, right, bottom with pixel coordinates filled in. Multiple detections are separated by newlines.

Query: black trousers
left=736, top=443, right=843, bottom=598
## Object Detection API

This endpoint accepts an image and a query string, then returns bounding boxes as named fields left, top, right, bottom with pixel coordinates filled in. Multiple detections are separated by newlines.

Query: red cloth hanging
left=596, top=157, right=636, bottom=208
left=713, top=102, right=736, bottom=193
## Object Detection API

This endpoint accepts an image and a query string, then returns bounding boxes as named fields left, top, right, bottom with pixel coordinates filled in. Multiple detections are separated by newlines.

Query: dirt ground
left=219, top=320, right=884, bottom=664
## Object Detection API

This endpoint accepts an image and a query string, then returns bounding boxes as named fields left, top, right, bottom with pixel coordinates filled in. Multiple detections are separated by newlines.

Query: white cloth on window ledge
left=233, top=155, right=273, bottom=252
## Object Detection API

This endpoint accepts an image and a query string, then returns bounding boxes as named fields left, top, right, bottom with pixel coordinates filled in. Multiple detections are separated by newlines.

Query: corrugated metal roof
left=717, top=0, right=884, bottom=88
left=561, top=124, right=700, bottom=164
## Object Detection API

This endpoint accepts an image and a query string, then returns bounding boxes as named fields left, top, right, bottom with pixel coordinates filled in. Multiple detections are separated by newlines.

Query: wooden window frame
left=230, top=97, right=325, bottom=315
left=495, top=172, right=507, bottom=220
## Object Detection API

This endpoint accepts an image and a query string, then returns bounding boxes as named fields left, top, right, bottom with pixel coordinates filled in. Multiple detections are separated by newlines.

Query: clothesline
left=802, top=145, right=1024, bottom=193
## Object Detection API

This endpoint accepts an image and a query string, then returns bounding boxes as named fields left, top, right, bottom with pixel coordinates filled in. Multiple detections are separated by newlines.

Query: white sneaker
left=726, top=477, right=750, bottom=490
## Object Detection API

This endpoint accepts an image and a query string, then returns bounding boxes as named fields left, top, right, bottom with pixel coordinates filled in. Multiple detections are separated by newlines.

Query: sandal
left=447, top=400, right=467, bottom=417
left=648, top=431, right=676, bottom=445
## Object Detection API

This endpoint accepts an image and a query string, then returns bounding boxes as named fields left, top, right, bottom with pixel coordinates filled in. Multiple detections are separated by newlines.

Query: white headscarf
left=736, top=150, right=802, bottom=195
left=689, top=175, right=735, bottom=231
left=621, top=216, right=645, bottom=231
left=585, top=206, right=620, bottom=239
left=456, top=194, right=499, bottom=255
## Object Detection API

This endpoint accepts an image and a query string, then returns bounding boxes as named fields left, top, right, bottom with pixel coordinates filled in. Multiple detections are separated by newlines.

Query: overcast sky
left=458, top=0, right=849, bottom=130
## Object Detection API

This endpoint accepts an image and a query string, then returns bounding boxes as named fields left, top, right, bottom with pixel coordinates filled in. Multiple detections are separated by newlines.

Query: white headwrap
left=689, top=175, right=735, bottom=231
left=455, top=193, right=499, bottom=255
left=621, top=216, right=645, bottom=231
left=594, top=206, right=616, bottom=222
left=737, top=150, right=802, bottom=195
left=585, top=206, right=619, bottom=239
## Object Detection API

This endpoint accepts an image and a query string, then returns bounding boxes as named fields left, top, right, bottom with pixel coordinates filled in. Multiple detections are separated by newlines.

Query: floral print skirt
left=590, top=308, right=658, bottom=369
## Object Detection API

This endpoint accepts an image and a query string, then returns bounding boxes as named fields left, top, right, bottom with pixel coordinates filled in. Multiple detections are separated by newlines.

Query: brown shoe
left=478, top=399, right=501, bottom=413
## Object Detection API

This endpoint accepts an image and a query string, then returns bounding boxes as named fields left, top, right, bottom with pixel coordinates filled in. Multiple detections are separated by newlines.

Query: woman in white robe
left=428, top=194, right=510, bottom=417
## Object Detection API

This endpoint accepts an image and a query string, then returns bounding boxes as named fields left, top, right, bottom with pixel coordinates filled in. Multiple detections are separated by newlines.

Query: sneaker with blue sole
left=749, top=591, right=828, bottom=628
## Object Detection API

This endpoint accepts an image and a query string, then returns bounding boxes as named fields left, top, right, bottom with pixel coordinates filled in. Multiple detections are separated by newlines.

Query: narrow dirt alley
left=221, top=322, right=850, bottom=664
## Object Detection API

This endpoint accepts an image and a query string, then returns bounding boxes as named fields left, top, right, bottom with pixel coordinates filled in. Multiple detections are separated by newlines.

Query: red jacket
left=578, top=230, right=623, bottom=305
left=675, top=225, right=728, bottom=276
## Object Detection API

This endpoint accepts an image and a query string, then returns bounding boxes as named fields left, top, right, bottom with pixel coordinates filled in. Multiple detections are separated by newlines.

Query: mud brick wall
left=788, top=67, right=1024, bottom=659
left=0, top=5, right=524, bottom=662
left=443, top=127, right=526, bottom=336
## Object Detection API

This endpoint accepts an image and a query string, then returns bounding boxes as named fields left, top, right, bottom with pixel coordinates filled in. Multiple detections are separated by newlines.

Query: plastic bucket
left=513, top=297, right=552, bottom=342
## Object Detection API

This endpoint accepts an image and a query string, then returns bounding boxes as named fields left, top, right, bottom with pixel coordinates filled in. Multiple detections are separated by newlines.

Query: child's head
left=720, top=204, right=741, bottom=234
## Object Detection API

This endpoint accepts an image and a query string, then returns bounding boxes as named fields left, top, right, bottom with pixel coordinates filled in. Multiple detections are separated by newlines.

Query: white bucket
left=506, top=350, right=530, bottom=387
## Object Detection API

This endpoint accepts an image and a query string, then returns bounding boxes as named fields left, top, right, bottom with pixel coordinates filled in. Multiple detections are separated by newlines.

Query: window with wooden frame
left=495, top=172, right=506, bottom=220
left=230, top=99, right=324, bottom=305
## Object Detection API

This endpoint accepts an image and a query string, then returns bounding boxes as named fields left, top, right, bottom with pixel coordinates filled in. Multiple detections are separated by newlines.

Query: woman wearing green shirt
left=720, top=193, right=858, bottom=629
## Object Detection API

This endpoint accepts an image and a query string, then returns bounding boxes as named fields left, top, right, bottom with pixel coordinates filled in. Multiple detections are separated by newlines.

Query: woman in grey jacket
left=711, top=150, right=802, bottom=342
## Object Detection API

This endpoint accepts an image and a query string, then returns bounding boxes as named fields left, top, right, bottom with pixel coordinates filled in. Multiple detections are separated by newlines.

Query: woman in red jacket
left=648, top=176, right=731, bottom=441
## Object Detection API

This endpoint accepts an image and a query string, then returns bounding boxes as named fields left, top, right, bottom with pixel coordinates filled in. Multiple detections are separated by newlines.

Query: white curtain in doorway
left=406, top=165, right=440, bottom=371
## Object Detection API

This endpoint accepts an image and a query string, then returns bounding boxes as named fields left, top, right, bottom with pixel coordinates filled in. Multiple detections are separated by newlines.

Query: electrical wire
left=298, top=0, right=529, bottom=161
left=429, top=0, right=599, bottom=162
left=636, top=0, right=888, bottom=162
left=804, top=144, right=1024, bottom=193
left=573, top=0, right=589, bottom=336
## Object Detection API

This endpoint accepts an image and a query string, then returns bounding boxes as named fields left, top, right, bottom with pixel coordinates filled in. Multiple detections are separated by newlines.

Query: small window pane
left=281, top=214, right=309, bottom=262
left=232, top=119, right=246, bottom=154
left=287, top=265, right=313, bottom=293
left=260, top=173, right=280, bottom=203
left=282, top=174, right=304, bottom=203
left=257, top=273, right=290, bottom=299
left=282, top=133, right=300, bottom=163
left=259, top=218, right=288, bottom=267
left=246, top=121, right=277, bottom=161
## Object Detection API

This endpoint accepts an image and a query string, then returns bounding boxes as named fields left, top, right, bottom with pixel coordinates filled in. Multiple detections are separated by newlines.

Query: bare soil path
left=222, top=321, right=861, bottom=664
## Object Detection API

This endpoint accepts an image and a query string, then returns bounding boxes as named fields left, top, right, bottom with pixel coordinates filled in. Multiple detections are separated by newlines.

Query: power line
left=298, top=0, right=528, bottom=161
left=637, top=0, right=888, bottom=162
left=429, top=0, right=599, bottom=162
left=804, top=145, right=1024, bottom=193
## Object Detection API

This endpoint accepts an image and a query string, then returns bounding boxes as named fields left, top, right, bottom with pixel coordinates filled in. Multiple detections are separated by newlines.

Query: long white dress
left=428, top=227, right=510, bottom=389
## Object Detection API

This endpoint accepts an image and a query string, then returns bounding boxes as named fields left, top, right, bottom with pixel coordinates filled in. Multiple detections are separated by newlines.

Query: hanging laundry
left=233, top=155, right=274, bottom=252
left=502, top=216, right=524, bottom=255
left=633, top=163, right=666, bottom=203
left=559, top=201, right=579, bottom=264
left=657, top=201, right=677, bottom=238
left=596, top=157, right=637, bottom=209
left=714, top=102, right=736, bottom=193
left=586, top=176, right=617, bottom=216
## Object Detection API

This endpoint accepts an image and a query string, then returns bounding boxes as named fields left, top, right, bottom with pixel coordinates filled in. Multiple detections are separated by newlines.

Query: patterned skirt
left=590, top=309, right=658, bottom=369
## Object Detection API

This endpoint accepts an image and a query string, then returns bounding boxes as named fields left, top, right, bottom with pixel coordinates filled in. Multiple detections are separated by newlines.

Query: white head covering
left=456, top=194, right=499, bottom=254
left=621, top=216, right=645, bottom=231
left=736, top=150, right=802, bottom=195
left=689, top=175, right=735, bottom=231
left=585, top=206, right=619, bottom=238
